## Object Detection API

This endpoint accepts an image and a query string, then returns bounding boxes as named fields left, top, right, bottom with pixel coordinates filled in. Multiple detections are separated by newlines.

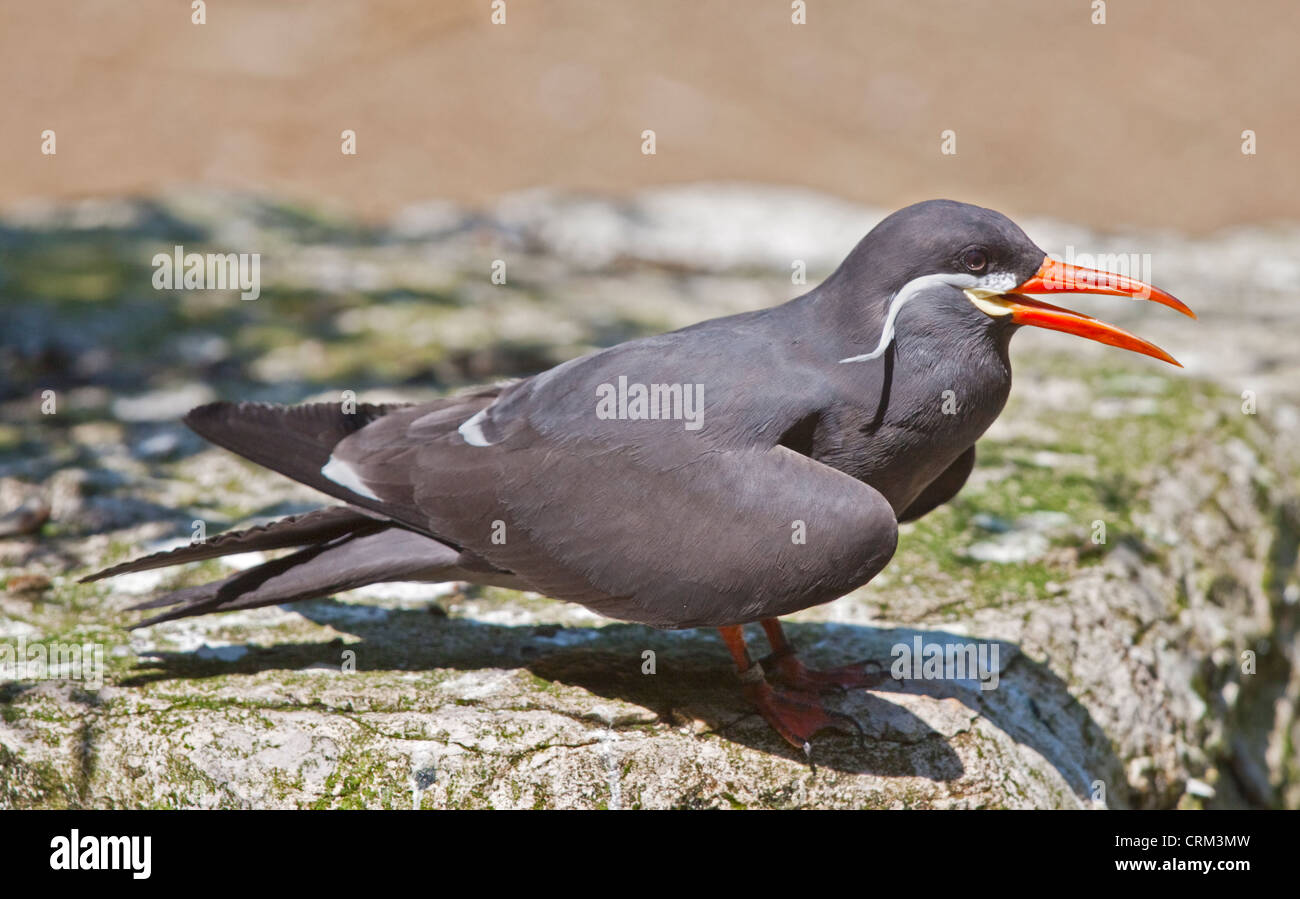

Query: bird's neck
left=785, top=273, right=890, bottom=356
left=771, top=276, right=1014, bottom=513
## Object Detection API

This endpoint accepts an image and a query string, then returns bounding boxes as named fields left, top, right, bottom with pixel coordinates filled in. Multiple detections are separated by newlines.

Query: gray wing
left=331, top=408, right=899, bottom=628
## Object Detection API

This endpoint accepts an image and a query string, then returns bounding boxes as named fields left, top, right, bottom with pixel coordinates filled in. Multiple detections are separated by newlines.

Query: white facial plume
left=839, top=270, right=1018, bottom=363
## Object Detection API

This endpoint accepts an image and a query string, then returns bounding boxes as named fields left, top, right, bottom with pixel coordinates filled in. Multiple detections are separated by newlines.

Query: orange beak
left=982, top=256, right=1195, bottom=367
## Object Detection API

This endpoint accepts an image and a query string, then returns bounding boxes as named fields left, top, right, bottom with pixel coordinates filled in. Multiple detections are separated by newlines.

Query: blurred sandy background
left=2, top=0, right=1297, bottom=231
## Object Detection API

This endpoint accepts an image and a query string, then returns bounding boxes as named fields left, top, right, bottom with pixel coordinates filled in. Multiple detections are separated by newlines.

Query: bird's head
left=837, top=199, right=1195, bottom=366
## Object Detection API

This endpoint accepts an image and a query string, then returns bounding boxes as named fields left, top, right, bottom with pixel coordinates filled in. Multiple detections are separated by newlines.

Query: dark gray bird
left=85, top=199, right=1193, bottom=755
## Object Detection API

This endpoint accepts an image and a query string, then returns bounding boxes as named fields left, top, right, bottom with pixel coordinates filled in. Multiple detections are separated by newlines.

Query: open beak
left=966, top=256, right=1195, bottom=367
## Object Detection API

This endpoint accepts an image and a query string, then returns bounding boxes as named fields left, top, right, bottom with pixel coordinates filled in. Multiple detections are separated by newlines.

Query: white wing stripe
left=321, top=455, right=381, bottom=500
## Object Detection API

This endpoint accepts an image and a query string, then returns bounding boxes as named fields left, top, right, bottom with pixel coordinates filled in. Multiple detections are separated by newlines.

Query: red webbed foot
left=763, top=648, right=890, bottom=694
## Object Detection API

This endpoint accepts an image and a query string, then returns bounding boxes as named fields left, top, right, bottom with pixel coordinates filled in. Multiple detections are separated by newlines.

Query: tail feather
left=128, top=529, right=460, bottom=628
left=80, top=506, right=384, bottom=583
left=94, top=395, right=518, bottom=629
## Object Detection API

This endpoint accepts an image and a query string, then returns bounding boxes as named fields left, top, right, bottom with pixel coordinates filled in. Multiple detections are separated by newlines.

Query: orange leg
left=718, top=625, right=859, bottom=758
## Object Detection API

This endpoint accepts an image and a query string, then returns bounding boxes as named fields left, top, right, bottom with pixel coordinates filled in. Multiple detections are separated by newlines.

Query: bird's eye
left=961, top=248, right=988, bottom=272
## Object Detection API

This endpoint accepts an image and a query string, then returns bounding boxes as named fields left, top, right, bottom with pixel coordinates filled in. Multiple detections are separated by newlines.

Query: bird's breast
left=817, top=336, right=1012, bottom=514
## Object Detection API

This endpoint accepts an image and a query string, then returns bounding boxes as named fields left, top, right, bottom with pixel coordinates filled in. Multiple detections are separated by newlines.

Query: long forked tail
left=86, top=397, right=508, bottom=627
left=83, top=506, right=462, bottom=628
left=80, top=507, right=385, bottom=583
left=123, top=528, right=459, bottom=628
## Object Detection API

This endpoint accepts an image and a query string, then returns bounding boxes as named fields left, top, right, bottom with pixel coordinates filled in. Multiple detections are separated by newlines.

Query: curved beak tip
left=995, top=256, right=1193, bottom=367
left=1019, top=256, right=1196, bottom=318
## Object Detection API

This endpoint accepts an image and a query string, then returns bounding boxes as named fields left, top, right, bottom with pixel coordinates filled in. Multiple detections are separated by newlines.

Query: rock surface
left=1, top=187, right=1297, bottom=808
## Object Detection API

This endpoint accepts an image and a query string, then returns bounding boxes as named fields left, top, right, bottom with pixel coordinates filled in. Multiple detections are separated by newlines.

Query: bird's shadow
left=119, top=597, right=1126, bottom=799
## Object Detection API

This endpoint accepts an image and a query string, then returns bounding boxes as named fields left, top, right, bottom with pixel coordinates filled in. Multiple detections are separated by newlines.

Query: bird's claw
left=742, top=680, right=863, bottom=759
